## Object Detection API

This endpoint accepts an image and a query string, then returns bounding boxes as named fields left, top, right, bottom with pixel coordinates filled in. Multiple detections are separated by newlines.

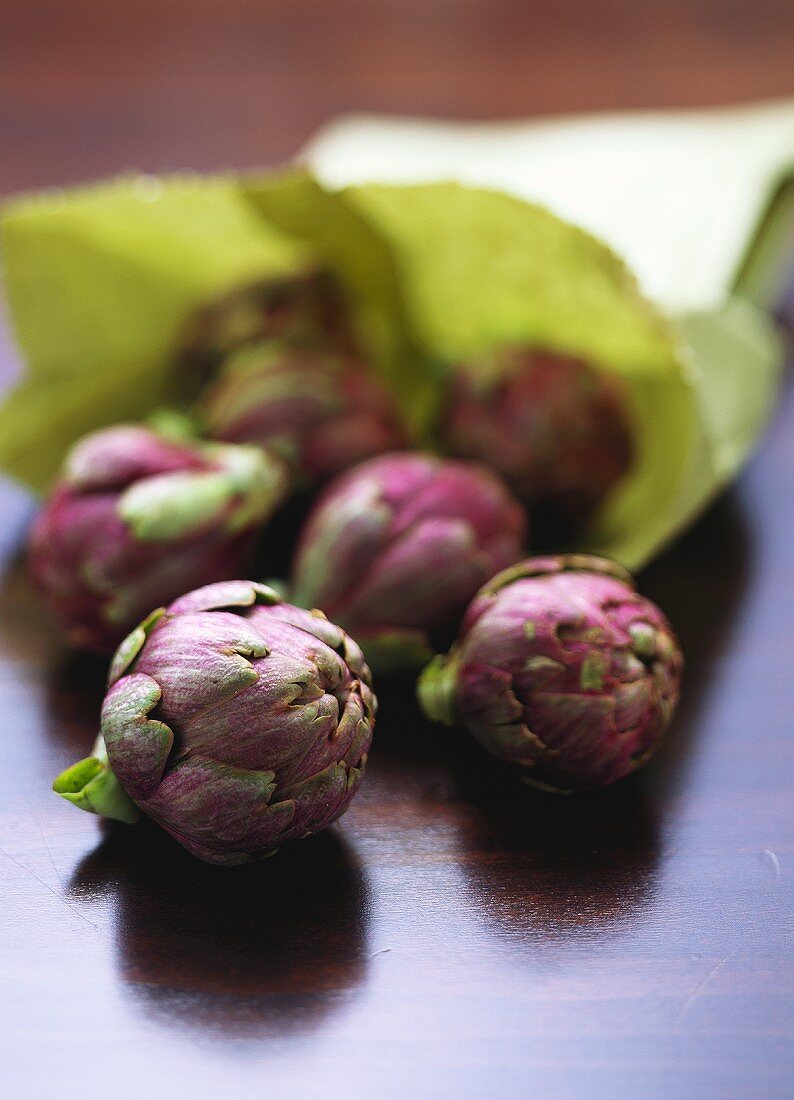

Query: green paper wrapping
left=0, top=173, right=312, bottom=489
left=1, top=170, right=409, bottom=490
left=238, top=169, right=415, bottom=415
left=250, top=179, right=783, bottom=569
left=0, top=167, right=784, bottom=571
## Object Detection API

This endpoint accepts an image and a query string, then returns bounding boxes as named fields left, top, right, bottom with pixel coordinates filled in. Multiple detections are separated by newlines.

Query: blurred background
left=2, top=0, right=793, bottom=196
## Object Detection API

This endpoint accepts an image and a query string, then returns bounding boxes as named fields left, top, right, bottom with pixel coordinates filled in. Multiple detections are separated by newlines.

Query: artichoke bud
left=29, top=425, right=289, bottom=654
left=201, top=341, right=408, bottom=486
left=53, top=580, right=377, bottom=865
left=290, top=452, right=527, bottom=671
left=438, top=347, right=633, bottom=526
left=180, top=270, right=355, bottom=377
left=417, top=554, right=683, bottom=791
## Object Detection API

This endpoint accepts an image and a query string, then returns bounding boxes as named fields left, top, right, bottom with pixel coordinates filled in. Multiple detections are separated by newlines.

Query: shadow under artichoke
left=453, top=756, right=661, bottom=944
left=638, top=486, right=753, bottom=798
left=368, top=674, right=660, bottom=943
left=43, top=647, right=109, bottom=756
left=68, top=823, right=370, bottom=1041
left=251, top=488, right=315, bottom=581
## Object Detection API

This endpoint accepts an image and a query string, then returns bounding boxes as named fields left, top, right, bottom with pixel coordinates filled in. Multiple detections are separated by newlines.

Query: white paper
left=304, top=100, right=794, bottom=312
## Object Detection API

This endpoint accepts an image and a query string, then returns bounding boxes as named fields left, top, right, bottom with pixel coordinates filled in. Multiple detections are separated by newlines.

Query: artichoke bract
left=438, top=348, right=633, bottom=524
left=53, top=580, right=376, bottom=865
left=418, top=555, right=682, bottom=790
left=202, top=342, right=407, bottom=485
left=29, top=425, right=288, bottom=654
left=291, top=452, right=527, bottom=667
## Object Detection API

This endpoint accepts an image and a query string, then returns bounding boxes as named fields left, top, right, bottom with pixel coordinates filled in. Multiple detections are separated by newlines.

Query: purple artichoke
left=29, top=425, right=288, bottom=654
left=201, top=342, right=408, bottom=484
left=181, top=269, right=354, bottom=381
left=53, top=580, right=376, bottom=865
left=418, top=555, right=682, bottom=790
left=291, top=452, right=527, bottom=667
left=438, top=348, right=633, bottom=523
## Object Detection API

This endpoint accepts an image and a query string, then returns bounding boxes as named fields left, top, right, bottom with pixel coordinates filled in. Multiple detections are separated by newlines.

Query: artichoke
left=29, top=425, right=288, bottom=653
left=291, top=452, right=527, bottom=667
left=181, top=269, right=354, bottom=381
left=418, top=555, right=682, bottom=790
left=202, top=342, right=407, bottom=485
left=438, top=347, right=633, bottom=523
left=53, top=580, right=376, bottom=865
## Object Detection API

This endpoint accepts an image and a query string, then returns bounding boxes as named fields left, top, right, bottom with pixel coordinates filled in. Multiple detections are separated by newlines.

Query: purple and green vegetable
left=181, top=268, right=355, bottom=376
left=418, top=555, right=682, bottom=791
left=438, top=347, right=632, bottom=525
left=53, top=580, right=375, bottom=865
left=201, top=341, right=407, bottom=485
left=290, top=452, right=526, bottom=668
left=29, top=425, right=287, bottom=653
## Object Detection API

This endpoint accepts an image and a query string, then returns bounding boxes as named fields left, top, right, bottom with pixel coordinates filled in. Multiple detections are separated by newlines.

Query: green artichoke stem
left=416, top=654, right=458, bottom=726
left=52, top=735, right=140, bottom=824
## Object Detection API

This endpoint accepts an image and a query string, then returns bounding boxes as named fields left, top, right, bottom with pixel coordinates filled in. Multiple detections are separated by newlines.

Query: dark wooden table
left=2, top=3, right=793, bottom=1096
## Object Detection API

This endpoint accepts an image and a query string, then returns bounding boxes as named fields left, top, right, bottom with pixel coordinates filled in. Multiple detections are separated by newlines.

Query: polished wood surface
left=2, top=3, right=793, bottom=1097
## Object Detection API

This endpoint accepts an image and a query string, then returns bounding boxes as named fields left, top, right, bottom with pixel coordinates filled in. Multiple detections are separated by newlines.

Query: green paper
left=318, top=181, right=783, bottom=568
left=0, top=173, right=306, bottom=490
left=0, top=165, right=784, bottom=571
left=243, top=170, right=427, bottom=430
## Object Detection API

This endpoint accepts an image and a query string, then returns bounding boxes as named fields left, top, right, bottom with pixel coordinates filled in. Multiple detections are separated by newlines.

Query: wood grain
left=1, top=2, right=793, bottom=1096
